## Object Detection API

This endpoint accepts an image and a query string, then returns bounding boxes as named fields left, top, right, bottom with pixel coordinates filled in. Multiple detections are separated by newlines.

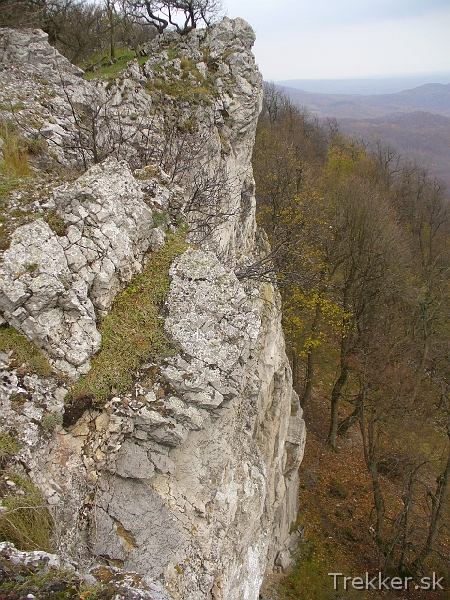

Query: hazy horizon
left=277, top=71, right=450, bottom=82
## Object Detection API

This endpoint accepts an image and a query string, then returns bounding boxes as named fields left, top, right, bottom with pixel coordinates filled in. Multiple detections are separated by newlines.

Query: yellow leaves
left=324, top=137, right=379, bottom=191
left=285, top=289, right=344, bottom=331
left=299, top=336, right=323, bottom=358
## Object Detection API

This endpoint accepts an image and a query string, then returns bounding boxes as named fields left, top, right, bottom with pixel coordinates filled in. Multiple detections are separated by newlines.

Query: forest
left=254, top=83, right=450, bottom=598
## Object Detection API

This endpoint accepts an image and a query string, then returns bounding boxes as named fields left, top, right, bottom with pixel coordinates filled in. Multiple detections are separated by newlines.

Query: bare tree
left=123, top=0, right=223, bottom=34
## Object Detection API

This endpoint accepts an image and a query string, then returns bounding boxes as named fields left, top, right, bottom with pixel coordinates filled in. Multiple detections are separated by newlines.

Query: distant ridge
left=277, top=80, right=450, bottom=188
left=275, top=74, right=450, bottom=96
left=278, top=83, right=450, bottom=119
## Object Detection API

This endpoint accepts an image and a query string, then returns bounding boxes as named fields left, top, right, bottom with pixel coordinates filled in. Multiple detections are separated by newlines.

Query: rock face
left=0, top=20, right=306, bottom=600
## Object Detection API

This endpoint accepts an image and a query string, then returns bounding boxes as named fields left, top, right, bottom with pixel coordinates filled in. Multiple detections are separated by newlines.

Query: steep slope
left=0, top=20, right=305, bottom=600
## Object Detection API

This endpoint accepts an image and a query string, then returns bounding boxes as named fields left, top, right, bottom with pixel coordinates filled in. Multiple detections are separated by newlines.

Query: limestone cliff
left=0, top=20, right=306, bottom=599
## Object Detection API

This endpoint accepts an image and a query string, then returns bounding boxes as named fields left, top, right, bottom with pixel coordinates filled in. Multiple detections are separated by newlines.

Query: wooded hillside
left=254, top=83, right=450, bottom=599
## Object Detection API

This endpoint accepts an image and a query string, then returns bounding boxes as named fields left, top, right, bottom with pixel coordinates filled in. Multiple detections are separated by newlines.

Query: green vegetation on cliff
left=69, top=231, right=187, bottom=406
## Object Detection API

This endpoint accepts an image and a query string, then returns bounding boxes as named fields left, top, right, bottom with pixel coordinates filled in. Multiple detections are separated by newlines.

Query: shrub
left=41, top=412, right=63, bottom=432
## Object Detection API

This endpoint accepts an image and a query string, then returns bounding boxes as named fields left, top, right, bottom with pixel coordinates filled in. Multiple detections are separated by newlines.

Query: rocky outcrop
left=0, top=19, right=261, bottom=261
left=0, top=158, right=176, bottom=377
left=0, top=28, right=84, bottom=75
left=139, top=17, right=263, bottom=261
left=0, top=19, right=306, bottom=600
left=0, top=542, right=171, bottom=599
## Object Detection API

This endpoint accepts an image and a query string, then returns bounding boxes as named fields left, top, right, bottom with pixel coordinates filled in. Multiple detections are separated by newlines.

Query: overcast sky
left=225, top=0, right=450, bottom=80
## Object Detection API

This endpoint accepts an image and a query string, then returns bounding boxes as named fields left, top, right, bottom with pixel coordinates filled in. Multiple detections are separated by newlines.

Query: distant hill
left=276, top=74, right=450, bottom=95
left=280, top=83, right=450, bottom=119
left=278, top=82, right=450, bottom=189
left=340, top=111, right=450, bottom=188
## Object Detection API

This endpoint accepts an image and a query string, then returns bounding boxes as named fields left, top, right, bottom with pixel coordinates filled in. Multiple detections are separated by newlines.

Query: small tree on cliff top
left=124, top=0, right=224, bottom=34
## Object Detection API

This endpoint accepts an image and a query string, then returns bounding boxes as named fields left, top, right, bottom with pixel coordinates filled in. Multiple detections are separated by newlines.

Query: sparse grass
left=0, top=327, right=54, bottom=377
left=46, top=211, right=68, bottom=236
left=0, top=434, right=19, bottom=468
left=0, top=120, right=50, bottom=249
left=69, top=232, right=187, bottom=406
left=150, top=77, right=213, bottom=104
left=176, top=115, right=198, bottom=133
left=0, top=435, right=114, bottom=598
left=0, top=101, right=26, bottom=112
left=0, top=128, right=31, bottom=180
left=0, top=475, right=53, bottom=552
left=180, top=56, right=203, bottom=81
left=0, top=178, right=21, bottom=245
left=0, top=436, right=54, bottom=554
left=167, top=46, right=179, bottom=61
left=144, top=48, right=218, bottom=106
left=0, top=185, right=48, bottom=251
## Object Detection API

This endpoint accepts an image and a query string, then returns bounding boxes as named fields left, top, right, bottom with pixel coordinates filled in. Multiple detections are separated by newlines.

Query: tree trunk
left=415, top=426, right=450, bottom=568
left=327, top=331, right=349, bottom=449
left=300, top=302, right=321, bottom=410
left=106, top=0, right=115, bottom=63
left=327, top=281, right=352, bottom=450
left=338, top=387, right=364, bottom=436
left=109, top=15, right=115, bottom=62
left=300, top=349, right=314, bottom=410
left=291, top=351, right=301, bottom=396
left=360, top=404, right=386, bottom=558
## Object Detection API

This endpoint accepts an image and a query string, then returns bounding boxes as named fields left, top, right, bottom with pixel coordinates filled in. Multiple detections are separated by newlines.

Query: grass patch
left=0, top=327, right=54, bottom=377
left=0, top=434, right=19, bottom=468
left=69, top=232, right=187, bottom=406
left=0, top=124, right=31, bottom=180
left=83, top=49, right=147, bottom=81
left=0, top=475, right=53, bottom=552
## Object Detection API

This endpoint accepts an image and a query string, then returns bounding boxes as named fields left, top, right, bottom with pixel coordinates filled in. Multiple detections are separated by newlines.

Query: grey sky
left=224, top=0, right=450, bottom=80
